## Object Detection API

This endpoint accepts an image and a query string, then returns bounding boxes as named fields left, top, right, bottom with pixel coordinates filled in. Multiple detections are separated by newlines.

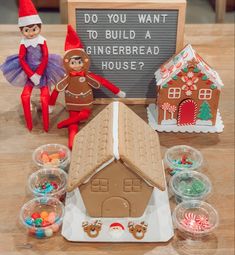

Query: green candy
left=192, top=180, right=205, bottom=193
left=34, top=218, right=43, bottom=227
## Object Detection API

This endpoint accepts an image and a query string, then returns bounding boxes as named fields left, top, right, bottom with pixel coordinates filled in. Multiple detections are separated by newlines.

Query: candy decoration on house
left=128, top=221, right=148, bottom=240
left=109, top=222, right=125, bottom=239
left=49, top=25, right=126, bottom=149
left=0, top=0, right=64, bottom=132
left=147, top=44, right=224, bottom=133
left=82, top=220, right=102, bottom=238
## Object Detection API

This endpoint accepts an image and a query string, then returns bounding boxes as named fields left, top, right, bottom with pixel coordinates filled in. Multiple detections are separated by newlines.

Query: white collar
left=20, top=35, right=46, bottom=48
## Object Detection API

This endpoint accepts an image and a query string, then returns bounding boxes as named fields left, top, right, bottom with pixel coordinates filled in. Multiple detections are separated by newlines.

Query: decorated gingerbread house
left=152, top=44, right=224, bottom=133
left=67, top=102, right=165, bottom=218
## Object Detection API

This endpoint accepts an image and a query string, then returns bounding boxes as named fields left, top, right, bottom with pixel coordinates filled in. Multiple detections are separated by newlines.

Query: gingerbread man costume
left=49, top=25, right=126, bottom=149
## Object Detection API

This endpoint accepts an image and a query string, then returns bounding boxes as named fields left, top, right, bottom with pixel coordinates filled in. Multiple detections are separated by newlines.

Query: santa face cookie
left=109, top=222, right=125, bottom=239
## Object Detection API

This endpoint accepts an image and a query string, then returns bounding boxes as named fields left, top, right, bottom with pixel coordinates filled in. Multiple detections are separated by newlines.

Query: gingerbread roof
left=155, top=44, right=224, bottom=89
left=67, top=102, right=165, bottom=192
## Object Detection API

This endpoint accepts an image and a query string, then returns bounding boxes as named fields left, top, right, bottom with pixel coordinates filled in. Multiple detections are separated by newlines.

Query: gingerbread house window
left=123, top=179, right=142, bottom=192
left=198, top=89, right=212, bottom=100
left=91, top=179, right=109, bottom=192
left=168, top=88, right=181, bottom=99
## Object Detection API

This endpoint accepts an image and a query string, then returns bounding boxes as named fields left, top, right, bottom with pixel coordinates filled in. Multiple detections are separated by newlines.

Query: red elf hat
left=18, top=0, right=42, bottom=27
left=64, top=25, right=84, bottom=51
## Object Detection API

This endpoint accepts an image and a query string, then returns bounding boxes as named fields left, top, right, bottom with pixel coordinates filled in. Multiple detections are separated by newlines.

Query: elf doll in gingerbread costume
left=0, top=0, right=64, bottom=132
left=49, top=25, right=126, bottom=149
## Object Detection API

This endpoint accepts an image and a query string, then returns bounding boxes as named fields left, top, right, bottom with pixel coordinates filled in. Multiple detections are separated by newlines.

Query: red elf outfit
left=0, top=0, right=64, bottom=132
left=49, top=25, right=126, bottom=149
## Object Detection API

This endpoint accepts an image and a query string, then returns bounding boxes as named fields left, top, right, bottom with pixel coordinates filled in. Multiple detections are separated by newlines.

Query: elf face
left=69, top=56, right=84, bottom=71
left=21, top=24, right=41, bottom=39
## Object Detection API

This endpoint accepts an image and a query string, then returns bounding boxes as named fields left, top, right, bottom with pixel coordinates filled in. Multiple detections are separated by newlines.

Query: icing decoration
left=161, top=102, right=170, bottom=121
left=109, top=222, right=125, bottom=239
left=168, top=105, right=177, bottom=119
left=112, top=102, right=120, bottom=160
left=197, top=101, right=212, bottom=120
left=178, top=99, right=197, bottom=126
left=128, top=221, right=148, bottom=240
left=82, top=220, right=102, bottom=238
left=181, top=72, right=199, bottom=95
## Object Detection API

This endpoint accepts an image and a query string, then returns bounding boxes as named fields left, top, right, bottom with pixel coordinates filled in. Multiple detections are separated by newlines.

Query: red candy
left=31, top=212, right=41, bottom=220
left=181, top=212, right=211, bottom=232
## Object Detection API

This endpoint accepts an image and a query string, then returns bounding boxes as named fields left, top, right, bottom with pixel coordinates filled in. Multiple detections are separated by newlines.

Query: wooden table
left=0, top=24, right=234, bottom=255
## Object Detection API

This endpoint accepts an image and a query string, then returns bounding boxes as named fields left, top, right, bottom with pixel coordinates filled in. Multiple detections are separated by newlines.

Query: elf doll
left=49, top=25, right=126, bottom=149
left=0, top=0, right=64, bottom=132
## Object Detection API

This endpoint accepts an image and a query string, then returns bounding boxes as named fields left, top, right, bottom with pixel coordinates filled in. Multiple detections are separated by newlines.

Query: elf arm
left=88, top=72, right=126, bottom=97
left=35, top=41, right=49, bottom=76
left=49, top=75, right=69, bottom=106
left=18, top=44, right=34, bottom=78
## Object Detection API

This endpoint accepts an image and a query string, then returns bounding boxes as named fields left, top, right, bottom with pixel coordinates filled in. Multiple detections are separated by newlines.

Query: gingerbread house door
left=177, top=99, right=197, bottom=125
left=102, top=197, right=130, bottom=217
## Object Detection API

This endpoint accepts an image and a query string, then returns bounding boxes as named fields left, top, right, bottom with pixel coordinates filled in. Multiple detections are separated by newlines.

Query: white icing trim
left=18, top=15, right=42, bottom=27
left=83, top=157, right=115, bottom=184
left=20, top=35, right=45, bottom=48
left=112, top=102, right=120, bottom=160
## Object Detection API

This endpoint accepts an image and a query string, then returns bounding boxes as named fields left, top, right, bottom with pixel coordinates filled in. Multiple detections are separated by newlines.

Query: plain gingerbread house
left=67, top=102, right=165, bottom=218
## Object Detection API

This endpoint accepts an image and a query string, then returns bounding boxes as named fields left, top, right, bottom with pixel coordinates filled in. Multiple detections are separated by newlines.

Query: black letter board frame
left=66, top=0, right=186, bottom=104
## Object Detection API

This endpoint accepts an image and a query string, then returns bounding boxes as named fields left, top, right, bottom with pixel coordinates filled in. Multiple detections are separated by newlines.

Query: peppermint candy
left=181, top=212, right=211, bottom=232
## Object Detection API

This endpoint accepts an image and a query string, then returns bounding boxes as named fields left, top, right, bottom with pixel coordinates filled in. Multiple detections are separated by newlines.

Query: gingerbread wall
left=79, top=160, right=153, bottom=218
left=157, top=65, right=220, bottom=125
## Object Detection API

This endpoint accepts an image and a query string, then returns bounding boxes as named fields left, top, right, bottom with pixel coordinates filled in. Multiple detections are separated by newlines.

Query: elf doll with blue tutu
left=0, top=0, right=64, bottom=132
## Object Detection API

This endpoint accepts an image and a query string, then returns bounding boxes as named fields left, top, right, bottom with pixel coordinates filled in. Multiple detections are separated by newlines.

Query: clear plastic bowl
left=20, top=197, right=64, bottom=239
left=169, top=170, right=212, bottom=204
left=28, top=168, right=68, bottom=202
left=164, top=145, right=203, bottom=175
left=173, top=200, right=219, bottom=239
left=32, top=144, right=71, bottom=170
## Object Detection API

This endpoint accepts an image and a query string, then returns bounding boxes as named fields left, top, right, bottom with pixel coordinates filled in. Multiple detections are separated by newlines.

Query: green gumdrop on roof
left=162, top=84, right=168, bottom=88
left=210, top=84, right=217, bottom=89
left=173, top=75, right=178, bottom=80
left=202, top=75, right=208, bottom=81
left=193, top=67, right=200, bottom=73
left=183, top=68, right=188, bottom=73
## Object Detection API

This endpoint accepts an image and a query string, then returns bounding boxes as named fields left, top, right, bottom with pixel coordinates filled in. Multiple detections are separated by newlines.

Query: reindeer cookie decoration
left=82, top=220, right=102, bottom=238
left=0, top=0, right=64, bottom=131
left=49, top=25, right=126, bottom=149
left=128, top=221, right=148, bottom=240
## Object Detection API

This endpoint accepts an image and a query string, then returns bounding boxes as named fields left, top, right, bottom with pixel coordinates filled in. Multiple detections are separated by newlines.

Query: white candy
left=45, top=228, right=53, bottom=237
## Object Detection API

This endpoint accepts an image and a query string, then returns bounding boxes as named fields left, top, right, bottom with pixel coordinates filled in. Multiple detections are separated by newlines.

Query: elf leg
left=21, top=85, right=33, bottom=131
left=57, top=109, right=91, bottom=129
left=40, top=86, right=50, bottom=132
left=68, top=124, right=78, bottom=150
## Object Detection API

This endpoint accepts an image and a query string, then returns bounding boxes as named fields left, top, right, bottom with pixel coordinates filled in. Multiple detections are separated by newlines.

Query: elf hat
left=18, top=0, right=42, bottom=27
left=110, top=223, right=125, bottom=230
left=64, top=24, right=84, bottom=51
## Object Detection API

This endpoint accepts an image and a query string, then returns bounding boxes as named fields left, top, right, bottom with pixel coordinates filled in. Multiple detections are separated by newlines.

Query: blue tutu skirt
left=0, top=46, right=65, bottom=89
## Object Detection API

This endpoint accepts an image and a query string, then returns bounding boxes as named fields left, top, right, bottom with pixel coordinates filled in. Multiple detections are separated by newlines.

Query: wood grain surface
left=0, top=24, right=234, bottom=255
